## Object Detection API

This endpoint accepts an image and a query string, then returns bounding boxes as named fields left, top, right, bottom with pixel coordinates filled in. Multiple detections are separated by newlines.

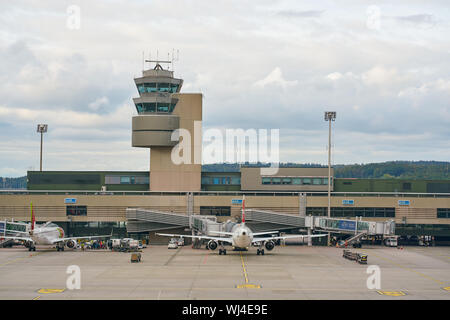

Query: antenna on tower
left=144, top=49, right=173, bottom=70
left=171, top=49, right=180, bottom=73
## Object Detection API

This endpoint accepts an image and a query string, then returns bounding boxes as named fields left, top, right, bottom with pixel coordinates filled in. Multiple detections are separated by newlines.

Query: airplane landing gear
left=257, top=248, right=265, bottom=255
left=28, top=246, right=36, bottom=252
left=56, top=243, right=65, bottom=252
left=218, top=243, right=227, bottom=255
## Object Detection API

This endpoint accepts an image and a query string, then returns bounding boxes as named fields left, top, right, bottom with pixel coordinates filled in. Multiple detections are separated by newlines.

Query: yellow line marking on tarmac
left=237, top=252, right=261, bottom=289
left=236, top=284, right=261, bottom=289
left=362, top=249, right=446, bottom=286
left=443, top=287, right=450, bottom=291
left=32, top=296, right=41, bottom=300
left=377, top=291, right=406, bottom=297
left=37, top=288, right=65, bottom=294
left=240, top=253, right=249, bottom=284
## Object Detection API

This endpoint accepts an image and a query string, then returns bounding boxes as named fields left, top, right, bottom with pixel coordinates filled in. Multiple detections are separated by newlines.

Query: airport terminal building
left=1, top=63, right=449, bottom=243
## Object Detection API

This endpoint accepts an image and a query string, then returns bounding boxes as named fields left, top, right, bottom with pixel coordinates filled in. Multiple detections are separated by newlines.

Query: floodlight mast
left=324, top=112, right=336, bottom=246
left=36, top=124, right=48, bottom=172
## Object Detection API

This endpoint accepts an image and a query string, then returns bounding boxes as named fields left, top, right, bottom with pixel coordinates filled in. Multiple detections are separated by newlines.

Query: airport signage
left=338, top=220, right=356, bottom=231
left=342, top=199, right=354, bottom=205
left=398, top=200, right=410, bottom=206
left=64, top=198, right=77, bottom=204
left=231, top=199, right=243, bottom=205
left=0, top=221, right=5, bottom=234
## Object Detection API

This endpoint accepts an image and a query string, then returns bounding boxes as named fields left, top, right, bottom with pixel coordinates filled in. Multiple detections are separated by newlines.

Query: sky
left=0, top=0, right=449, bottom=177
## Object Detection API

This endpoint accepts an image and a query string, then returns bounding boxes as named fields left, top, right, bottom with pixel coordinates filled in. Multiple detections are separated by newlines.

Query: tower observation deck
left=131, top=60, right=202, bottom=191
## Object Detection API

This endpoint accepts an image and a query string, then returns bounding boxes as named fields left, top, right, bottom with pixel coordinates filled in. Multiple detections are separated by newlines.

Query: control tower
left=131, top=61, right=202, bottom=191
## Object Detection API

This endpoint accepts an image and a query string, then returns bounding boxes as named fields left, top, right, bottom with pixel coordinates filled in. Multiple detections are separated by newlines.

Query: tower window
left=158, top=83, right=170, bottom=92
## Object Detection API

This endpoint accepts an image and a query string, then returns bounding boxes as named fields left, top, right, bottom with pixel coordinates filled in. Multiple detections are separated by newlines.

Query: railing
left=1, top=189, right=449, bottom=198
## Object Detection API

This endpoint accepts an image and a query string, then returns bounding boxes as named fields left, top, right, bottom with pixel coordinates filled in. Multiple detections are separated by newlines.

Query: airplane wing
left=209, top=231, right=279, bottom=236
left=156, top=233, right=233, bottom=244
left=1, top=236, right=32, bottom=242
left=208, top=231, right=234, bottom=236
left=252, top=231, right=279, bottom=236
left=252, top=234, right=327, bottom=243
left=52, top=234, right=113, bottom=244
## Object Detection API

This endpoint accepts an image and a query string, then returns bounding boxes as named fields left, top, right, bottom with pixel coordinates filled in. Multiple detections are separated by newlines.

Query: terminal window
left=306, top=207, right=395, bottom=218
left=201, top=176, right=240, bottom=185
left=200, top=206, right=231, bottom=216
left=402, top=183, right=412, bottom=190
left=66, top=206, right=87, bottom=216
left=105, top=175, right=149, bottom=185
left=261, top=176, right=331, bottom=186
left=437, top=208, right=450, bottom=218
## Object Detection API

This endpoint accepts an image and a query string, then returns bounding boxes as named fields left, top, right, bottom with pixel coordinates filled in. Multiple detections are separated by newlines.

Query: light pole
left=36, top=124, right=48, bottom=172
left=324, top=111, right=336, bottom=246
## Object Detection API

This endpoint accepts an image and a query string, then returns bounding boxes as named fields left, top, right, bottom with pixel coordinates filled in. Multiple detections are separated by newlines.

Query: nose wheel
left=257, top=249, right=265, bottom=255
left=219, top=248, right=227, bottom=255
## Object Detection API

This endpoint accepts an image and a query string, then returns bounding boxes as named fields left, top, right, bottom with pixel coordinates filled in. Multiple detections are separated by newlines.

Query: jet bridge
left=126, top=208, right=190, bottom=233
left=125, top=208, right=396, bottom=243
left=0, top=220, right=28, bottom=247
left=305, top=216, right=395, bottom=236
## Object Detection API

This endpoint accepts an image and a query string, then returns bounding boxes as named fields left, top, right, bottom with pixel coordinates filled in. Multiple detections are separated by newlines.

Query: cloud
left=394, top=14, right=437, bottom=28
left=253, top=67, right=298, bottom=89
left=88, top=96, right=109, bottom=111
left=276, top=10, right=324, bottom=18
left=0, top=1, right=449, bottom=176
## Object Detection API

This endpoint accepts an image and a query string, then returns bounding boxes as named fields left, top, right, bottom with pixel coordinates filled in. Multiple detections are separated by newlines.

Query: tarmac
left=0, top=244, right=449, bottom=300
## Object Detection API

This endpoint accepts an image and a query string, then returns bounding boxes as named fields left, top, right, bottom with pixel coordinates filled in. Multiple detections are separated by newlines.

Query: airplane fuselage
left=29, top=226, right=64, bottom=245
left=230, top=224, right=253, bottom=249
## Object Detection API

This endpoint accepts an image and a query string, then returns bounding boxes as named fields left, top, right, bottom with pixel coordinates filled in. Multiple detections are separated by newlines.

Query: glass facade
left=306, top=207, right=395, bottom=218
left=201, top=175, right=241, bottom=185
left=262, top=176, right=331, bottom=185
left=200, top=206, right=231, bottom=216
left=105, top=175, right=149, bottom=185
left=437, top=208, right=450, bottom=218
left=136, top=83, right=179, bottom=94
left=66, top=206, right=87, bottom=216
left=135, top=102, right=176, bottom=114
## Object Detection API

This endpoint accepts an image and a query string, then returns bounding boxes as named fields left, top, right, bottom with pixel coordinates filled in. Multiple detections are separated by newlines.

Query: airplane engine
left=66, top=239, right=77, bottom=248
left=264, top=240, right=275, bottom=251
left=207, top=240, right=218, bottom=250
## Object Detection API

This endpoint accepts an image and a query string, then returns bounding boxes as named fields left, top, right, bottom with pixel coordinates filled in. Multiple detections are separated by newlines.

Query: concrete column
left=307, top=227, right=312, bottom=247
left=187, top=192, right=194, bottom=215
left=299, top=192, right=306, bottom=217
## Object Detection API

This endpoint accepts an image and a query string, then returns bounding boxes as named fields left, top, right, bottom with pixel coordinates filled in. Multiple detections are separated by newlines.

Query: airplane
left=2, top=202, right=112, bottom=252
left=157, top=196, right=327, bottom=255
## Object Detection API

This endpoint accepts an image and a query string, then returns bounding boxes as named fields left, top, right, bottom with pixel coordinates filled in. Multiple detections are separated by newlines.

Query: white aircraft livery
left=3, top=202, right=112, bottom=251
left=157, top=196, right=327, bottom=255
